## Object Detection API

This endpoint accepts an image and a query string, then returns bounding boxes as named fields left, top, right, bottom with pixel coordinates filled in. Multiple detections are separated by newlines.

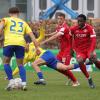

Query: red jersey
left=56, top=22, right=71, bottom=58
left=70, top=23, right=96, bottom=52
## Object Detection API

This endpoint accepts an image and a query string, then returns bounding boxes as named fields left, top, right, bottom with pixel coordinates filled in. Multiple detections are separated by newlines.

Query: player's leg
left=12, top=59, right=27, bottom=76
left=76, top=52, right=95, bottom=88
left=33, top=50, right=58, bottom=84
left=32, top=58, right=46, bottom=85
left=56, top=62, right=81, bottom=86
left=57, top=55, right=79, bottom=86
left=15, top=46, right=27, bottom=90
left=89, top=52, right=100, bottom=69
left=3, top=46, right=15, bottom=91
left=76, top=53, right=90, bottom=79
left=5, top=66, right=20, bottom=80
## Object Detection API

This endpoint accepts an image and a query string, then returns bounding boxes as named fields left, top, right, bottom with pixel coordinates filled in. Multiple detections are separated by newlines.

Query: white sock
left=22, top=82, right=26, bottom=86
left=40, top=79, right=44, bottom=81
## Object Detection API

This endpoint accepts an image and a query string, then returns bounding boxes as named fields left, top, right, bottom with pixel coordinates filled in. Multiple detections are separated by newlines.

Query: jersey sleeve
left=36, top=26, right=45, bottom=42
left=1, top=18, right=7, bottom=26
left=25, top=23, right=32, bottom=34
left=88, top=26, right=96, bottom=52
left=57, top=27, right=65, bottom=35
left=89, top=28, right=96, bottom=38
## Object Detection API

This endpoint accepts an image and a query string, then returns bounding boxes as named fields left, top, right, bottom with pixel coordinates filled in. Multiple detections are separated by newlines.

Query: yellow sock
left=12, top=67, right=19, bottom=76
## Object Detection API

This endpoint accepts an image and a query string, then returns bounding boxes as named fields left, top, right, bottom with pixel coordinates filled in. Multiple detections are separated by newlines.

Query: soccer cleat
left=5, top=86, right=13, bottom=91
left=21, top=85, right=27, bottom=91
left=88, top=77, right=95, bottom=89
left=34, top=80, right=46, bottom=85
left=5, top=83, right=15, bottom=91
left=72, top=81, right=80, bottom=87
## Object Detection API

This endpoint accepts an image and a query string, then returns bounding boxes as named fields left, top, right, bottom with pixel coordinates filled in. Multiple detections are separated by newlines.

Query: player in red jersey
left=70, top=14, right=100, bottom=88
left=40, top=12, right=79, bottom=86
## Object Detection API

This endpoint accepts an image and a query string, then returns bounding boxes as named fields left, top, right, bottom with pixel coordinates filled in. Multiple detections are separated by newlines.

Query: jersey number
left=10, top=20, right=23, bottom=32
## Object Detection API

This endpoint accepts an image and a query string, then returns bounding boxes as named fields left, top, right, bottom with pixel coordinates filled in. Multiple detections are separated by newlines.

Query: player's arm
left=45, top=32, right=56, bottom=37
left=25, top=23, right=41, bottom=55
left=41, top=28, right=65, bottom=44
left=0, top=20, right=5, bottom=34
left=89, top=28, right=96, bottom=52
left=41, top=32, right=60, bottom=45
left=36, top=26, right=45, bottom=42
left=88, top=28, right=96, bottom=58
left=28, top=32, right=41, bottom=55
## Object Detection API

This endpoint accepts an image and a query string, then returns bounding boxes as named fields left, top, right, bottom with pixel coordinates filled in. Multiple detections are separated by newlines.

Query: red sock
left=94, top=60, right=100, bottom=69
left=80, top=64, right=89, bottom=79
left=58, top=70, right=77, bottom=82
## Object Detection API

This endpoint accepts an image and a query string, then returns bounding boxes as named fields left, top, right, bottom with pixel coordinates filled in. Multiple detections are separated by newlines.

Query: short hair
left=57, top=12, right=65, bottom=18
left=77, top=14, right=87, bottom=21
left=9, top=7, right=20, bottom=14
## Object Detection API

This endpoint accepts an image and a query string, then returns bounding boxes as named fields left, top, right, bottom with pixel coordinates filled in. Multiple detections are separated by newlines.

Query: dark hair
left=77, top=14, right=87, bottom=21
left=57, top=12, right=65, bottom=18
left=9, top=7, right=20, bottom=14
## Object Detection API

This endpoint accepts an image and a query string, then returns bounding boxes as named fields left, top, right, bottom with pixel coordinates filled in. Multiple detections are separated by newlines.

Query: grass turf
left=0, top=70, right=100, bottom=100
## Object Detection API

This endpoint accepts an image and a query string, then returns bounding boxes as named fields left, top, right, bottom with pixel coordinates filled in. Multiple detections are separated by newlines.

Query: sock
left=13, top=67, right=19, bottom=76
left=94, top=60, right=100, bottom=69
left=37, top=72, right=44, bottom=81
left=18, top=65, right=26, bottom=82
left=4, top=64, right=13, bottom=80
left=22, top=82, right=26, bottom=86
left=58, top=70, right=77, bottom=82
left=79, top=64, right=89, bottom=79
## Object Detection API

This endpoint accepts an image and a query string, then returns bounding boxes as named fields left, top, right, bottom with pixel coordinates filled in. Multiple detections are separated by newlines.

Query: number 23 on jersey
left=10, top=20, right=23, bottom=33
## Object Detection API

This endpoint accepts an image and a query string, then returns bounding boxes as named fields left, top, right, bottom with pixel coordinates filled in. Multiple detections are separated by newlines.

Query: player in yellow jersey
left=12, top=26, right=46, bottom=78
left=9, top=26, right=46, bottom=85
left=0, top=7, right=40, bottom=91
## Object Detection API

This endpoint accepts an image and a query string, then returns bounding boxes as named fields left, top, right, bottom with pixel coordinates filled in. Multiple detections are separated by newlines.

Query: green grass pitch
left=0, top=70, right=100, bottom=100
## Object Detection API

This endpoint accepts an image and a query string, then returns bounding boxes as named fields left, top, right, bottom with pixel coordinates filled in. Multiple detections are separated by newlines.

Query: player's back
left=3, top=17, right=32, bottom=47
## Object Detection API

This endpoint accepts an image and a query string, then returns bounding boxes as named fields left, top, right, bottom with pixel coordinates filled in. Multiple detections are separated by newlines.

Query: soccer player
left=40, top=12, right=79, bottom=86
left=0, top=7, right=40, bottom=91
left=12, top=27, right=46, bottom=85
left=70, top=14, right=100, bottom=88
left=32, top=50, right=80, bottom=86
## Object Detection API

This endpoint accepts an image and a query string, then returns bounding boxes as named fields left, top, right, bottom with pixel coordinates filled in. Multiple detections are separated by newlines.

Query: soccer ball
left=14, top=78, right=22, bottom=89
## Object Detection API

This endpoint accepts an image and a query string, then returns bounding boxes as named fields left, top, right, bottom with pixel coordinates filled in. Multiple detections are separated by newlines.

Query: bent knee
left=32, top=62, right=38, bottom=67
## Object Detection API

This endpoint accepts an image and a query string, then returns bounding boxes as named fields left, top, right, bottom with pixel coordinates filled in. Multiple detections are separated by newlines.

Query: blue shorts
left=3, top=45, right=25, bottom=59
left=40, top=50, right=59, bottom=70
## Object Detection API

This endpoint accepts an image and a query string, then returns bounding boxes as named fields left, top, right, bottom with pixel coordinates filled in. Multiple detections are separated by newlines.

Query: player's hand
left=35, top=47, right=41, bottom=55
left=40, top=41, right=45, bottom=46
left=88, top=51, right=96, bottom=62
left=25, top=43, right=29, bottom=52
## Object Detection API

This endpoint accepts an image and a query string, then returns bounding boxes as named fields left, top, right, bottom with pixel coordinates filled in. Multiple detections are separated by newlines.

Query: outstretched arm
left=41, top=32, right=61, bottom=45
left=36, top=26, right=45, bottom=42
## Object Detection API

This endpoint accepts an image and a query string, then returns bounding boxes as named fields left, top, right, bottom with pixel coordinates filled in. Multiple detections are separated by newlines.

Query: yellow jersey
left=3, top=17, right=32, bottom=47
left=24, top=43, right=46, bottom=63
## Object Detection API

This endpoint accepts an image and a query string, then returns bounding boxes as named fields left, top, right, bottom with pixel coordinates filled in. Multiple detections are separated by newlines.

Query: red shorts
left=57, top=52, right=71, bottom=65
left=76, top=51, right=96, bottom=61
